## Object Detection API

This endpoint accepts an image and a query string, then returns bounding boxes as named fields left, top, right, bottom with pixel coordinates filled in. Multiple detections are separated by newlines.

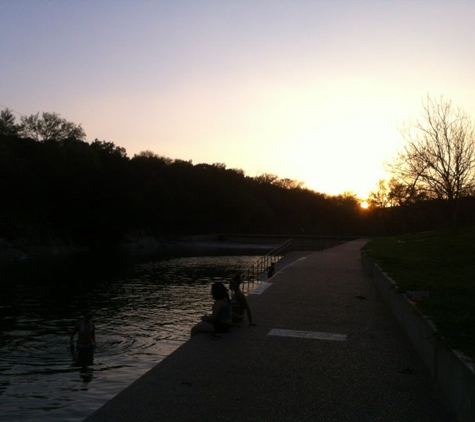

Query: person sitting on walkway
left=191, top=282, right=232, bottom=336
left=229, top=273, right=255, bottom=325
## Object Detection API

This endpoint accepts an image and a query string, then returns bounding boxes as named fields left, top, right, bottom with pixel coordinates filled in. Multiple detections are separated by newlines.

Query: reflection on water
left=0, top=253, right=261, bottom=422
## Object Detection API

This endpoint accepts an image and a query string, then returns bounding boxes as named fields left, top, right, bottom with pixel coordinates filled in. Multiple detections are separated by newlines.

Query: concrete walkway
left=85, top=240, right=454, bottom=422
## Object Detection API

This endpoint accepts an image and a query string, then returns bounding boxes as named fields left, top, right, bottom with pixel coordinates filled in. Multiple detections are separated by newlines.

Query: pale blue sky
left=1, top=1, right=475, bottom=197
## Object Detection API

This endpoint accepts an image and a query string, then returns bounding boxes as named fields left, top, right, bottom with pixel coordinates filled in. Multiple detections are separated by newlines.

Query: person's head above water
left=82, top=309, right=93, bottom=320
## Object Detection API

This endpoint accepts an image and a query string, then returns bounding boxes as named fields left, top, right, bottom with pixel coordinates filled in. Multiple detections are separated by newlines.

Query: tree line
left=0, top=109, right=369, bottom=254
left=2, top=95, right=475, bottom=256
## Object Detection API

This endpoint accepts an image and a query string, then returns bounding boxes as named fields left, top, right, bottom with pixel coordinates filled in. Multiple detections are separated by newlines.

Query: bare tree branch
left=389, top=96, right=475, bottom=202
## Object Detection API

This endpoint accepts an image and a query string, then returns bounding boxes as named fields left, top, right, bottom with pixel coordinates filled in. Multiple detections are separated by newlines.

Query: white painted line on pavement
left=268, top=328, right=347, bottom=342
left=250, top=282, right=272, bottom=295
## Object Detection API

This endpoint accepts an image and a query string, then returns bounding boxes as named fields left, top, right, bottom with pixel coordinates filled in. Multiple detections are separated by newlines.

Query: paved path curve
left=85, top=239, right=454, bottom=421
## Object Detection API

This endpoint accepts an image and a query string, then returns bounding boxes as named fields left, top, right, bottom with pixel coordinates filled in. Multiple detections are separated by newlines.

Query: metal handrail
left=239, top=239, right=293, bottom=292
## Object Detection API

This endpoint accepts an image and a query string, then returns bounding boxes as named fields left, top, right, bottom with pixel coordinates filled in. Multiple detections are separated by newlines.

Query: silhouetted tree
left=0, top=109, right=19, bottom=137
left=19, top=112, right=86, bottom=142
left=274, top=178, right=305, bottom=190
left=255, top=173, right=279, bottom=185
left=388, top=96, right=475, bottom=229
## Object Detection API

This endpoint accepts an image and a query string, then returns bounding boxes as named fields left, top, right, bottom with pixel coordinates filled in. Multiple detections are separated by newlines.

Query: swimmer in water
left=70, top=310, right=96, bottom=352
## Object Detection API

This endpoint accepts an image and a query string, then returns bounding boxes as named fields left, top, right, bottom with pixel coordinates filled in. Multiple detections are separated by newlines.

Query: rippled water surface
left=0, top=253, right=261, bottom=421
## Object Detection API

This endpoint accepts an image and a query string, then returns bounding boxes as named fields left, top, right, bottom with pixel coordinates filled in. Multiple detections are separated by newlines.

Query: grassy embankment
left=364, top=225, right=475, bottom=361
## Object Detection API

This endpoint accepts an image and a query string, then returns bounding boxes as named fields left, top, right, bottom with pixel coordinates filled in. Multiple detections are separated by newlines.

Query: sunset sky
left=1, top=1, right=475, bottom=198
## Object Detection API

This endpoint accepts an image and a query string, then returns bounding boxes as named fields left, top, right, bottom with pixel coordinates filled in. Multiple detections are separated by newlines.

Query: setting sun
left=360, top=201, right=370, bottom=210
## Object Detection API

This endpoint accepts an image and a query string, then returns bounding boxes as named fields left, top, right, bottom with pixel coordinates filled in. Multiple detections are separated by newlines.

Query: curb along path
left=85, top=240, right=454, bottom=422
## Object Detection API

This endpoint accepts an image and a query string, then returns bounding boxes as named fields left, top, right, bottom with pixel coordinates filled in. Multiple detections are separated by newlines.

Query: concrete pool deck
left=84, top=239, right=455, bottom=421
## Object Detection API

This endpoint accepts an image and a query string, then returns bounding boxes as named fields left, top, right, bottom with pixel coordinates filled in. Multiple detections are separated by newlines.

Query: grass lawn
left=363, top=224, right=475, bottom=361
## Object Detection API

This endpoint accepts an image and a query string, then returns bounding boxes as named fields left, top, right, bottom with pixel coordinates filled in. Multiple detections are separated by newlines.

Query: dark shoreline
left=0, top=236, right=280, bottom=265
left=0, top=232, right=346, bottom=263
